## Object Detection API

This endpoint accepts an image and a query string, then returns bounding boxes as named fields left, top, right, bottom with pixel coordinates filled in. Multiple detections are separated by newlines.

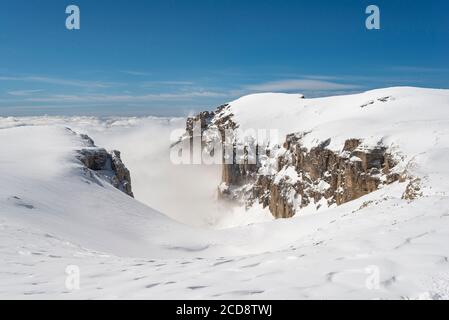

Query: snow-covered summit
left=228, top=87, right=449, bottom=150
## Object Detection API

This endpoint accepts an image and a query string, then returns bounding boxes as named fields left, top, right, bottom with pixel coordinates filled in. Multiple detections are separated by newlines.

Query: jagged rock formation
left=185, top=104, right=236, bottom=143
left=76, top=133, right=134, bottom=197
left=186, top=111, right=215, bottom=138
left=183, top=103, right=403, bottom=219
left=251, top=135, right=400, bottom=218
left=402, top=178, right=422, bottom=201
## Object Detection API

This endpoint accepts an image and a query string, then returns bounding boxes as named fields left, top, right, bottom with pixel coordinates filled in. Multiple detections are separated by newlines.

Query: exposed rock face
left=76, top=134, right=134, bottom=197
left=402, top=178, right=423, bottom=201
left=185, top=104, right=236, bottom=142
left=182, top=104, right=404, bottom=219
left=186, top=111, right=215, bottom=138
left=251, top=135, right=400, bottom=218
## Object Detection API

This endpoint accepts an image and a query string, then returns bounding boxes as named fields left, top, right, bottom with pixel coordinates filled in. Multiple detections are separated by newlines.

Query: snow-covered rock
left=75, top=132, right=134, bottom=197
left=185, top=87, right=449, bottom=218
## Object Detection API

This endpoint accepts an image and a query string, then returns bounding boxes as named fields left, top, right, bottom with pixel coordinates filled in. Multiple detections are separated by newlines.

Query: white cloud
left=120, top=70, right=152, bottom=76
left=7, top=89, right=43, bottom=96
left=141, top=80, right=195, bottom=87
left=26, top=91, right=228, bottom=103
left=391, top=66, right=449, bottom=73
left=245, top=79, right=360, bottom=92
left=0, top=75, right=118, bottom=88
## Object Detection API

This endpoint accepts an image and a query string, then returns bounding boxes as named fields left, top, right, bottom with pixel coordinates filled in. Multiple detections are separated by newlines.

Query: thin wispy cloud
left=391, top=66, right=449, bottom=73
left=0, top=69, right=431, bottom=116
left=141, top=80, right=195, bottom=87
left=303, top=74, right=424, bottom=86
left=245, top=79, right=361, bottom=92
left=7, top=89, right=44, bottom=96
left=120, top=70, right=153, bottom=76
left=1, top=76, right=364, bottom=109
left=302, top=75, right=342, bottom=81
left=0, top=75, right=119, bottom=88
left=25, top=91, right=228, bottom=103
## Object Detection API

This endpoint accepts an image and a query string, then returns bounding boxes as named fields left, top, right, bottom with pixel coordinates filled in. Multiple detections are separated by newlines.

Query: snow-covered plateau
left=1, top=87, right=449, bottom=299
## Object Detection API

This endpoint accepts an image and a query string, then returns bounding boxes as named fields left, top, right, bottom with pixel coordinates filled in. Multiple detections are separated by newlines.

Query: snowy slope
left=0, top=125, right=208, bottom=258
left=1, top=87, right=449, bottom=299
left=0, top=117, right=230, bottom=227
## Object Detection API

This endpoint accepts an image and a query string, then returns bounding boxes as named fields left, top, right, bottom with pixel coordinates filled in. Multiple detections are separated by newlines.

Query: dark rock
left=76, top=135, right=134, bottom=198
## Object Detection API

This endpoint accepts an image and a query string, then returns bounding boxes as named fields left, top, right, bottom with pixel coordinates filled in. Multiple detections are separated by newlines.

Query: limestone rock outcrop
left=76, top=133, right=134, bottom=197
left=251, top=135, right=400, bottom=218
left=182, top=103, right=406, bottom=219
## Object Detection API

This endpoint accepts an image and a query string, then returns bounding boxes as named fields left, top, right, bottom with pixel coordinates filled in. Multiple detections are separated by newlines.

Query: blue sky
left=0, top=0, right=448, bottom=116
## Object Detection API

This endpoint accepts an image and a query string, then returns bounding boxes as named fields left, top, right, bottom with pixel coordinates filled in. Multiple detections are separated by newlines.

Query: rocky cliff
left=250, top=135, right=400, bottom=218
left=76, top=132, right=134, bottom=197
left=181, top=101, right=411, bottom=219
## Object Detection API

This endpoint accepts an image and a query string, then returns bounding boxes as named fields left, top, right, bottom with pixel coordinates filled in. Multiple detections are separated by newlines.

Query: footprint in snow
left=8, top=196, right=35, bottom=210
left=167, top=245, right=210, bottom=252
left=326, top=272, right=338, bottom=282
left=381, top=276, right=397, bottom=288
left=240, top=263, right=261, bottom=269
left=187, top=286, right=207, bottom=290
left=438, top=257, right=448, bottom=264
left=24, top=291, right=46, bottom=296
left=213, top=259, right=234, bottom=267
